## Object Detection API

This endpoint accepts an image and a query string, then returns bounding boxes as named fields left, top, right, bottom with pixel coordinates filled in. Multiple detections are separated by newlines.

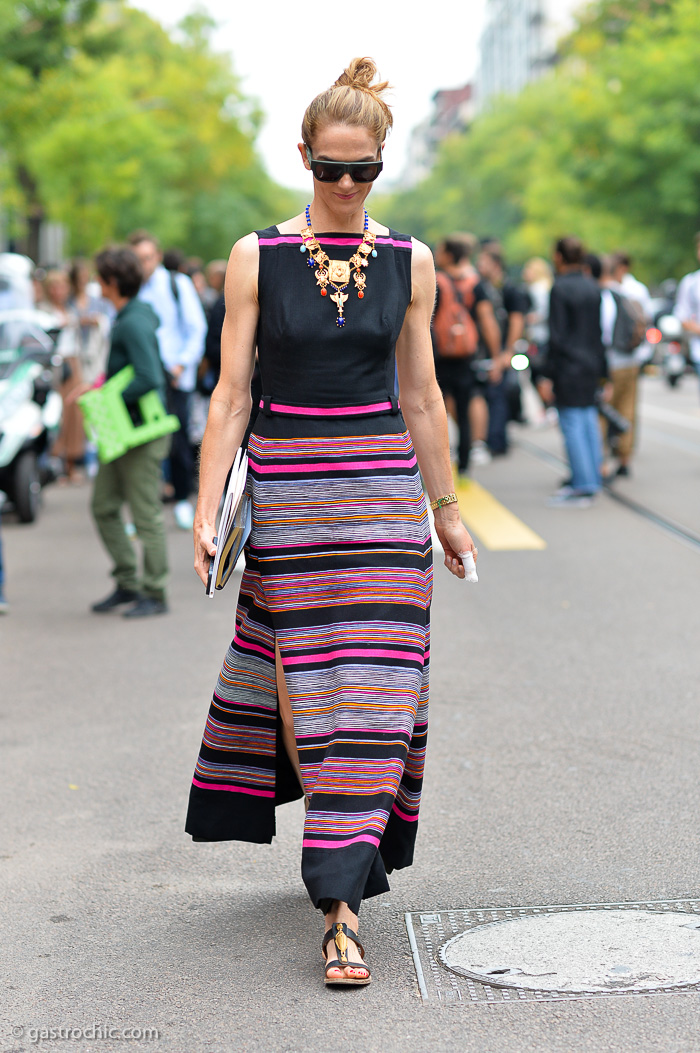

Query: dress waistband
left=258, top=395, right=400, bottom=419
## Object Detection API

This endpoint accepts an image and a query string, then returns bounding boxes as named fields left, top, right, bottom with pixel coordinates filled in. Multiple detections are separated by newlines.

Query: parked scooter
left=0, top=310, right=63, bottom=522
left=648, top=314, right=689, bottom=388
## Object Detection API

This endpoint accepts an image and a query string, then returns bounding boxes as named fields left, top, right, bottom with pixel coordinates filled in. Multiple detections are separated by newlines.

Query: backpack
left=610, top=290, right=646, bottom=353
left=432, top=271, right=479, bottom=357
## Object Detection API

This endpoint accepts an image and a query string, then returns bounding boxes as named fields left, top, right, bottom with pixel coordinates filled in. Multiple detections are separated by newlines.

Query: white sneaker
left=174, top=500, right=195, bottom=530
left=470, top=441, right=492, bottom=467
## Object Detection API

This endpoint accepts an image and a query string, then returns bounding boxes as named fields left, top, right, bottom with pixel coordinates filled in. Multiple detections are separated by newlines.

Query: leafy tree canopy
left=0, top=0, right=298, bottom=261
left=379, top=0, right=700, bottom=282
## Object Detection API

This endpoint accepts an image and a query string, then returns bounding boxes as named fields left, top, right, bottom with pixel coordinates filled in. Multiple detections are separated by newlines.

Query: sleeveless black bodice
left=255, top=226, right=412, bottom=407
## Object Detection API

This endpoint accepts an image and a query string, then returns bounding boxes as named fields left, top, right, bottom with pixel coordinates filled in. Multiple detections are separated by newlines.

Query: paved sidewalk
left=2, top=385, right=700, bottom=1052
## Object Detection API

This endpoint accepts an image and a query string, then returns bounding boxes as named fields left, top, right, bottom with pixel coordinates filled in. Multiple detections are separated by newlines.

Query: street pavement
left=1, top=372, right=700, bottom=1053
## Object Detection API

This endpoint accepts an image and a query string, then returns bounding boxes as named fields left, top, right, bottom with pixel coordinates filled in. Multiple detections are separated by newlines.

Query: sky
left=130, top=0, right=486, bottom=190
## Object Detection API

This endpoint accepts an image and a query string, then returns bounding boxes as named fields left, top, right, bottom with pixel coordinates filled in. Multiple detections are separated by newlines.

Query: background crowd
left=430, top=229, right=699, bottom=507
left=2, top=219, right=699, bottom=613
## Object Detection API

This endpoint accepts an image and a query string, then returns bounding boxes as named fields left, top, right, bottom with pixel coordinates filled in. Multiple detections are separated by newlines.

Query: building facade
left=400, top=84, right=475, bottom=187
left=476, top=0, right=580, bottom=110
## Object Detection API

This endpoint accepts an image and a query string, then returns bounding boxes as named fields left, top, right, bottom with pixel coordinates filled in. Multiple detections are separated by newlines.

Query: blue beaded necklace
left=299, top=204, right=378, bottom=328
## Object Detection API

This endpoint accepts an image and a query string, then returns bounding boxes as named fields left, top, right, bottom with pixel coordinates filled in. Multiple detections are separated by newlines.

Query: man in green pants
left=90, top=247, right=171, bottom=618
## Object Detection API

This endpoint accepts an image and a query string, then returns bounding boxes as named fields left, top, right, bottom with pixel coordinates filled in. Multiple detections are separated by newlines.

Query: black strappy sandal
left=322, top=922, right=372, bottom=987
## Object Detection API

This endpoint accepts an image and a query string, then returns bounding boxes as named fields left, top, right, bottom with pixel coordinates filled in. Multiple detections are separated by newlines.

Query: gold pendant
left=330, top=288, right=348, bottom=319
left=328, top=260, right=351, bottom=285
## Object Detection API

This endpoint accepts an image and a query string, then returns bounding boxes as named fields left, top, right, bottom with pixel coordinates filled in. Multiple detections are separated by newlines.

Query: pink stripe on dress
left=234, top=636, right=276, bottom=661
left=192, top=777, right=275, bottom=798
left=392, top=803, right=419, bottom=822
left=302, top=834, right=382, bottom=849
left=282, top=647, right=424, bottom=666
left=250, top=456, right=417, bottom=474
left=260, top=399, right=393, bottom=417
left=259, top=234, right=410, bottom=249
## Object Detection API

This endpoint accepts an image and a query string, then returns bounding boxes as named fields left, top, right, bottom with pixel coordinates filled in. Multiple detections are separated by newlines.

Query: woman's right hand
left=432, top=508, right=477, bottom=580
left=194, top=517, right=218, bottom=585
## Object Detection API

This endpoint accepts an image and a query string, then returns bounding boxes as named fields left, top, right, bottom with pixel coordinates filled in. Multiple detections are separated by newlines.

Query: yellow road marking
left=454, top=476, right=547, bottom=551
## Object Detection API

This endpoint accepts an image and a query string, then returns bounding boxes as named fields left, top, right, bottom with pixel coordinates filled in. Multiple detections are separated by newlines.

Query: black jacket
left=545, top=270, right=606, bottom=408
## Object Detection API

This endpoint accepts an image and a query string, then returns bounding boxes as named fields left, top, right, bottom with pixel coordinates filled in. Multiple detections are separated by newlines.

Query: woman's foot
left=323, top=904, right=370, bottom=983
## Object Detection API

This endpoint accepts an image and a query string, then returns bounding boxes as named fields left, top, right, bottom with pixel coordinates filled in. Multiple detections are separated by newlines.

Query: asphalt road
left=2, top=372, right=700, bottom=1053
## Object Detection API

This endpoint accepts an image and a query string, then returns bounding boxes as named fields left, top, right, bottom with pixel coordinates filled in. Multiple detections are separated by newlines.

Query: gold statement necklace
left=300, top=204, right=377, bottom=327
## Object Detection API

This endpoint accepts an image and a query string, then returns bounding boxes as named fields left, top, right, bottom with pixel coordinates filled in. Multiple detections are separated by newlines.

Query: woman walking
left=186, top=57, right=476, bottom=986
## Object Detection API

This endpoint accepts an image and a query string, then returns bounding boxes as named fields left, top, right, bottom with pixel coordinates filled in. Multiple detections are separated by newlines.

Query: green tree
left=384, top=0, right=700, bottom=282
left=0, top=1, right=296, bottom=260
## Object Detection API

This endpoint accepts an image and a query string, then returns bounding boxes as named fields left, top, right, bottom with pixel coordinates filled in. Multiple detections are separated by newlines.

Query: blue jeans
left=558, top=406, right=602, bottom=494
left=486, top=373, right=510, bottom=453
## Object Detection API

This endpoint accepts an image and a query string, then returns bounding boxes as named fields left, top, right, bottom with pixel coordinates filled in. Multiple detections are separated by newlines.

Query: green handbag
left=78, top=366, right=180, bottom=464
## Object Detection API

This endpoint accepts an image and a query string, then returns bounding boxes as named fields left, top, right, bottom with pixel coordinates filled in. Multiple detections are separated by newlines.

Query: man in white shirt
left=127, top=231, right=207, bottom=529
left=590, top=254, right=647, bottom=478
left=611, top=252, right=653, bottom=320
left=673, top=232, right=700, bottom=388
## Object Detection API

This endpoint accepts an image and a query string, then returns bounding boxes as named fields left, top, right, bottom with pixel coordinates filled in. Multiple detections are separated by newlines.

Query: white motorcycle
left=0, top=310, right=63, bottom=522
left=650, top=314, right=689, bottom=388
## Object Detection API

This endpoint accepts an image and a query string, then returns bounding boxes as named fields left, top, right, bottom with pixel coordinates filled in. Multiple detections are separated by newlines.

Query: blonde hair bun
left=302, top=56, right=393, bottom=148
left=334, top=57, right=389, bottom=97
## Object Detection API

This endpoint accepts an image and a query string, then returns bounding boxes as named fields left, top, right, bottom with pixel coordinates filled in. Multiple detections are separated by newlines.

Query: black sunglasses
left=305, top=146, right=383, bottom=184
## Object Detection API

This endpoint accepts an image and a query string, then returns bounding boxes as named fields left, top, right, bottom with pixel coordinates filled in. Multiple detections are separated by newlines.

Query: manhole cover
left=440, top=910, right=700, bottom=993
left=405, top=899, right=700, bottom=1005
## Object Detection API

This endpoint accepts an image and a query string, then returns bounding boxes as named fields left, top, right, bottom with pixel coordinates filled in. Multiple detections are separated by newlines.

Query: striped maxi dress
left=185, top=226, right=433, bottom=914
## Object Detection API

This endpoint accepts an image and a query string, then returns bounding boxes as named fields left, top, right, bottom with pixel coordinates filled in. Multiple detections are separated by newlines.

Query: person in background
left=184, top=258, right=214, bottom=310
left=204, top=259, right=227, bottom=312
left=68, top=258, right=111, bottom=383
left=39, top=269, right=84, bottom=482
left=476, top=247, right=530, bottom=455
left=523, top=256, right=552, bottom=352
left=673, top=232, right=700, bottom=394
left=610, top=251, right=653, bottom=320
left=539, top=236, right=607, bottom=507
left=68, top=259, right=112, bottom=477
left=163, top=248, right=186, bottom=274
left=90, top=247, right=171, bottom=618
left=432, top=235, right=502, bottom=476
left=523, top=256, right=554, bottom=420
left=127, top=231, right=207, bottom=531
left=591, top=254, right=645, bottom=479
left=450, top=233, right=502, bottom=468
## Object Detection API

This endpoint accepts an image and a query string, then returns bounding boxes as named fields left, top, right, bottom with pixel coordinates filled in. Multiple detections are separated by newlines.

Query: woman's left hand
left=432, top=510, right=477, bottom=580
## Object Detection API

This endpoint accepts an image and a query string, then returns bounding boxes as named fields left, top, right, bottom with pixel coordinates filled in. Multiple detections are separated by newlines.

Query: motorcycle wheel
left=13, top=450, right=41, bottom=523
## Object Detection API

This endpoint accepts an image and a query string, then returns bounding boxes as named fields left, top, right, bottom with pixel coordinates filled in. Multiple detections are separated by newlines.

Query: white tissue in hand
left=458, top=550, right=479, bottom=583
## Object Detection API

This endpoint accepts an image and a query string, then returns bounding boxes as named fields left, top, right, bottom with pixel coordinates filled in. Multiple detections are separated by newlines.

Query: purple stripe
left=259, top=399, right=393, bottom=417
left=192, top=777, right=275, bottom=798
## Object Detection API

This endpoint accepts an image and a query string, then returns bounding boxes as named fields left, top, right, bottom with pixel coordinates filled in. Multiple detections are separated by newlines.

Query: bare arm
left=193, top=233, right=259, bottom=583
left=396, top=240, right=477, bottom=579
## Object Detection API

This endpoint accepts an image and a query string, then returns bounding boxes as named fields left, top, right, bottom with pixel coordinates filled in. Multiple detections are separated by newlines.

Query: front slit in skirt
left=185, top=414, right=433, bottom=915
